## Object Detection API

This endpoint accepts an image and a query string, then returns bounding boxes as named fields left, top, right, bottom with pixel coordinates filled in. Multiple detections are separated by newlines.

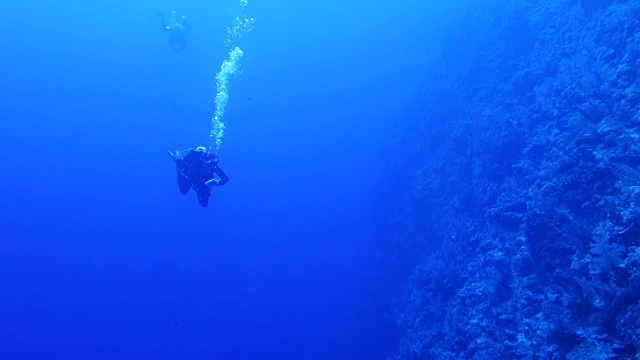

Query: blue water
left=0, top=0, right=454, bottom=358
left=4, top=0, right=638, bottom=359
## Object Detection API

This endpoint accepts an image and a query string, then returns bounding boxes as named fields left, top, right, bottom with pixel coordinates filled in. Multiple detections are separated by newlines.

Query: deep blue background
left=0, top=0, right=461, bottom=358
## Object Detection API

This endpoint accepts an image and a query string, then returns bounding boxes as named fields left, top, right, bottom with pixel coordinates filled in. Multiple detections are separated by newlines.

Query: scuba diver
left=149, top=10, right=191, bottom=51
left=167, top=147, right=229, bottom=207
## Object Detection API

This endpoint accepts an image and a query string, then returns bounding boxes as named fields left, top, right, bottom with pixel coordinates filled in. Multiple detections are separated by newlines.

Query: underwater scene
left=1, top=0, right=639, bottom=359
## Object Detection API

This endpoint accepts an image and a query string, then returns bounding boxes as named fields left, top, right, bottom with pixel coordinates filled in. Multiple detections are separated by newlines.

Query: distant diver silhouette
left=167, top=147, right=229, bottom=207
left=149, top=10, right=191, bottom=51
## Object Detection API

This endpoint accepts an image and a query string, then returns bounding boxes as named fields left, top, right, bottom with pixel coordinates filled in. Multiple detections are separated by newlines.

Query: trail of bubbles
left=210, top=46, right=244, bottom=152
left=209, top=0, right=254, bottom=152
left=225, top=0, right=255, bottom=47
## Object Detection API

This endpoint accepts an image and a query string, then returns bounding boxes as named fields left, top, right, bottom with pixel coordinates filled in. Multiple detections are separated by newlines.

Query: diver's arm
left=158, top=12, right=168, bottom=32
left=205, top=167, right=229, bottom=187
left=147, top=12, right=168, bottom=32
left=214, top=167, right=229, bottom=186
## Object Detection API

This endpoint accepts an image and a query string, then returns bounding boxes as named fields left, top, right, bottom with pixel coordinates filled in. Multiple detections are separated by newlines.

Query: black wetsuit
left=170, top=148, right=229, bottom=207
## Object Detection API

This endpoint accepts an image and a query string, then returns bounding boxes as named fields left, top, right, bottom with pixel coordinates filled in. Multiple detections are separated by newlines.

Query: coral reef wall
left=389, top=0, right=640, bottom=358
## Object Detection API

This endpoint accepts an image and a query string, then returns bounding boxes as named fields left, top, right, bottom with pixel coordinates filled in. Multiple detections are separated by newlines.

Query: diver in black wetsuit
left=149, top=10, right=191, bottom=51
left=167, top=147, right=229, bottom=207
